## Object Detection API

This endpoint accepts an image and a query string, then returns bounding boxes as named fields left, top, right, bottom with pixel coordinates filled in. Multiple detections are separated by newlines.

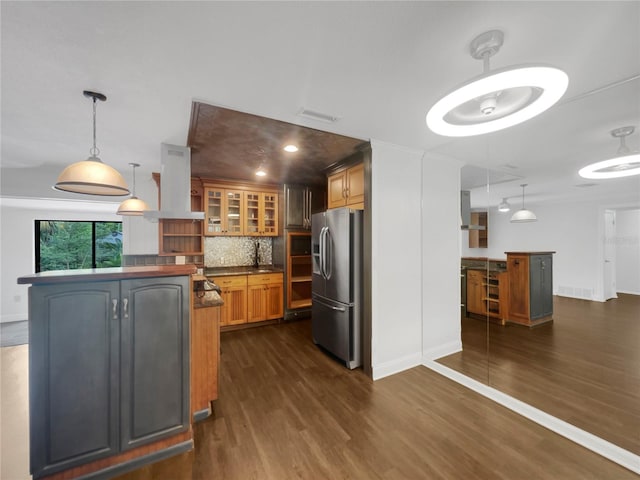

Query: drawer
left=247, top=273, right=283, bottom=286
left=209, top=275, right=247, bottom=288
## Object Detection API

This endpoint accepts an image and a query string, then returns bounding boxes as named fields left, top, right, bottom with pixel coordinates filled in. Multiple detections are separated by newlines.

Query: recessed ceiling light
left=579, top=126, right=640, bottom=179
left=255, top=163, right=267, bottom=177
left=284, top=144, right=298, bottom=153
left=426, top=30, right=568, bottom=137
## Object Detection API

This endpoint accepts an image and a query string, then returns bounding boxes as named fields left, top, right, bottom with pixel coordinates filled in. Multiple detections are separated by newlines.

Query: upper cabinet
left=204, top=181, right=278, bottom=237
left=244, top=192, right=278, bottom=236
left=284, top=184, right=326, bottom=230
left=327, top=161, right=364, bottom=210
left=205, top=187, right=243, bottom=236
left=468, top=212, right=488, bottom=248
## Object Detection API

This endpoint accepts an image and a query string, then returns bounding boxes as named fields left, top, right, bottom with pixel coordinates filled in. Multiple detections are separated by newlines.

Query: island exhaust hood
left=460, top=190, right=486, bottom=231
left=143, top=144, right=205, bottom=221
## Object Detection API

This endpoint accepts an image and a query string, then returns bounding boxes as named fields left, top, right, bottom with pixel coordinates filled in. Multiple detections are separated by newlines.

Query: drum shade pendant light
left=579, top=126, right=640, bottom=179
left=117, top=163, right=149, bottom=215
left=426, top=30, right=569, bottom=137
left=498, top=198, right=511, bottom=212
left=510, top=184, right=537, bottom=223
left=54, top=91, right=129, bottom=196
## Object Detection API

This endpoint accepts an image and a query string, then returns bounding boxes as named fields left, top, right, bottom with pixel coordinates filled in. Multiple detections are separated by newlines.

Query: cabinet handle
left=112, top=299, right=118, bottom=319
left=122, top=298, right=129, bottom=319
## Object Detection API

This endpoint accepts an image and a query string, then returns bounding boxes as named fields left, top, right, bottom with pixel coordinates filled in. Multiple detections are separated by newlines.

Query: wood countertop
left=17, top=265, right=197, bottom=285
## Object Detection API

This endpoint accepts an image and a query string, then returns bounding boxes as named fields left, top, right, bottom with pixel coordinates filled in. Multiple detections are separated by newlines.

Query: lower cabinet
left=29, top=276, right=190, bottom=479
left=507, top=252, right=554, bottom=326
left=210, top=273, right=284, bottom=327
left=247, top=273, right=284, bottom=323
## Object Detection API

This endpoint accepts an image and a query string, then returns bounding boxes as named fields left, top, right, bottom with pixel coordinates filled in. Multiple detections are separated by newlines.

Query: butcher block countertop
left=17, top=265, right=197, bottom=285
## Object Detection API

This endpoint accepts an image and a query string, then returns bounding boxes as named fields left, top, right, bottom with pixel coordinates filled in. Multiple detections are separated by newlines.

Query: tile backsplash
left=204, top=237, right=273, bottom=267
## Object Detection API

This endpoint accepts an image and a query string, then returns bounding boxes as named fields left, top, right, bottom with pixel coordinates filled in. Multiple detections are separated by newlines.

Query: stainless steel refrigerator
left=311, top=208, right=363, bottom=369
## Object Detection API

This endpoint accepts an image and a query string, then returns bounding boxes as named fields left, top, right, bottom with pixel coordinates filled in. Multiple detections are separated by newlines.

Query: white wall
left=370, top=140, right=424, bottom=379
left=121, top=174, right=160, bottom=255
left=0, top=197, right=121, bottom=323
left=369, top=142, right=463, bottom=378
left=421, top=154, right=463, bottom=361
left=616, top=209, right=640, bottom=295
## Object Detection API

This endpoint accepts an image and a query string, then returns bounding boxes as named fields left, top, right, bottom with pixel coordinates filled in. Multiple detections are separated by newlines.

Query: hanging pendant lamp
left=579, top=126, right=640, bottom=179
left=54, top=91, right=129, bottom=196
left=426, top=30, right=569, bottom=137
left=117, top=163, right=149, bottom=215
left=498, top=198, right=511, bottom=212
left=510, top=184, right=537, bottom=223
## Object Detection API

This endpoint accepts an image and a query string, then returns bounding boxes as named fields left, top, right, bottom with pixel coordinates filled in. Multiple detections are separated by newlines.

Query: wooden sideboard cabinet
left=506, top=251, right=555, bottom=326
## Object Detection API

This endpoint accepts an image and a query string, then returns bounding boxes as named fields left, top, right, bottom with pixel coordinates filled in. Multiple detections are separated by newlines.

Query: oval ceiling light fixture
left=579, top=126, right=640, bottom=179
left=255, top=162, right=267, bottom=177
left=117, top=163, right=149, bottom=216
left=283, top=144, right=299, bottom=153
left=426, top=30, right=569, bottom=137
left=54, top=91, right=130, bottom=196
left=510, top=184, right=537, bottom=223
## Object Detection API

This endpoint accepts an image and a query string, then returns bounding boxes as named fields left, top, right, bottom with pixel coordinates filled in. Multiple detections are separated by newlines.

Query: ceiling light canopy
left=579, top=126, right=640, bottom=179
left=117, top=163, right=149, bottom=216
left=426, top=30, right=569, bottom=137
left=54, top=91, right=129, bottom=196
left=510, top=184, right=537, bottom=223
left=498, top=198, right=511, bottom=212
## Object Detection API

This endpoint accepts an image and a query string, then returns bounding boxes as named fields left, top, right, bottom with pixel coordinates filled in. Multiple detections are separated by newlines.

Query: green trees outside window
left=35, top=220, right=123, bottom=272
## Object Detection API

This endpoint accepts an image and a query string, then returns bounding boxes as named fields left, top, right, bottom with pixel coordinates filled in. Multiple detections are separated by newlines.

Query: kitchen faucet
left=253, top=241, right=260, bottom=268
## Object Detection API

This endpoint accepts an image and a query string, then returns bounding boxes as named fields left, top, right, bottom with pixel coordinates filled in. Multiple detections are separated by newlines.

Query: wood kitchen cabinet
left=466, top=268, right=509, bottom=324
left=244, top=191, right=278, bottom=236
left=466, top=269, right=486, bottom=315
left=28, top=276, right=190, bottom=479
left=328, top=162, right=364, bottom=209
left=213, top=275, right=248, bottom=325
left=468, top=212, right=488, bottom=248
left=204, top=187, right=243, bottom=236
left=156, top=176, right=204, bottom=256
left=190, top=297, right=220, bottom=422
left=507, top=252, right=555, bottom=326
left=247, top=273, right=284, bottom=323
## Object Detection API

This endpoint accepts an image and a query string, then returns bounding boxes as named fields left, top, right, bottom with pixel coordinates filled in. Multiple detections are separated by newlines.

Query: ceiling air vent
left=297, top=108, right=339, bottom=123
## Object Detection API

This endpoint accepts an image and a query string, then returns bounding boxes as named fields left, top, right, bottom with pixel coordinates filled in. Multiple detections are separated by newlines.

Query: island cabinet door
left=119, top=276, right=190, bottom=451
left=29, top=281, right=120, bottom=479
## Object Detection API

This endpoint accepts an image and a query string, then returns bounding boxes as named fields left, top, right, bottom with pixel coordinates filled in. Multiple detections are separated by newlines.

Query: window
left=35, top=220, right=123, bottom=272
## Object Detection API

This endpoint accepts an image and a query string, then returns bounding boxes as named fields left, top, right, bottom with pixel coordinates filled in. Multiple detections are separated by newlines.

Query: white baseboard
left=423, top=360, right=640, bottom=475
left=372, top=351, right=422, bottom=380
left=0, top=314, right=27, bottom=324
left=422, top=340, right=462, bottom=361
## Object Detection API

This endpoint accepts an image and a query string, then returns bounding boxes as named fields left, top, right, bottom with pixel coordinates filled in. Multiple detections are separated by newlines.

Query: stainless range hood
left=460, top=190, right=486, bottom=231
left=143, top=143, right=205, bottom=221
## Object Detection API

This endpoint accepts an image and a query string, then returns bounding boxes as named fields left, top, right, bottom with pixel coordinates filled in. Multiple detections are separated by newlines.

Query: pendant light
left=426, top=30, right=569, bottom=137
left=117, top=163, right=149, bottom=215
left=498, top=198, right=511, bottom=212
left=510, top=184, right=537, bottom=223
left=54, top=91, right=129, bottom=196
left=579, top=126, right=640, bottom=179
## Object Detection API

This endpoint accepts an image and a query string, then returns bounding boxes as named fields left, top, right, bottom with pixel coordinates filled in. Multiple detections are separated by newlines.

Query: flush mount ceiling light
left=510, top=184, right=537, bottom=223
left=117, top=163, right=149, bottom=216
left=283, top=144, right=299, bottom=153
left=579, top=126, right=640, bottom=179
left=54, top=91, right=130, bottom=196
left=426, top=30, right=569, bottom=137
left=498, top=198, right=511, bottom=212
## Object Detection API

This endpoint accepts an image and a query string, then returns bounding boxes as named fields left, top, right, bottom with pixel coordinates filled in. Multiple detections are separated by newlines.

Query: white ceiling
left=2, top=1, right=639, bottom=208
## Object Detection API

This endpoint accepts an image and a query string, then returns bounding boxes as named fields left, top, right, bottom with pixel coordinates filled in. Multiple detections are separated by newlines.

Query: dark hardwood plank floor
left=117, top=319, right=636, bottom=480
left=439, top=294, right=640, bottom=455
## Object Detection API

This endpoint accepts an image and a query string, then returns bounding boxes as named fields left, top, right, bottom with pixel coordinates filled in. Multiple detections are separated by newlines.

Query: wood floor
left=116, top=319, right=636, bottom=480
left=438, top=294, right=640, bottom=456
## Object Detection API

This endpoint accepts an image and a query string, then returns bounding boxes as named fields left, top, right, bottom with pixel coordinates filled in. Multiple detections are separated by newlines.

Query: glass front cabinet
left=205, top=188, right=243, bottom=236
left=244, top=192, right=278, bottom=237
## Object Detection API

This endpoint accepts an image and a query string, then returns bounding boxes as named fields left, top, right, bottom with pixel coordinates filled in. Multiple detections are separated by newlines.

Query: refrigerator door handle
left=324, top=227, right=332, bottom=279
left=319, top=226, right=326, bottom=279
left=313, top=297, right=346, bottom=312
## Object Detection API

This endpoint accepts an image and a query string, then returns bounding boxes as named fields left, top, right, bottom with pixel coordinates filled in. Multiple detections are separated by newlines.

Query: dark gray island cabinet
left=18, top=266, right=196, bottom=480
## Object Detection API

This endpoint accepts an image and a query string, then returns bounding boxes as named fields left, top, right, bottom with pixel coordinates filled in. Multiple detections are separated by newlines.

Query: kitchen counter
left=461, top=257, right=507, bottom=272
left=17, top=264, right=197, bottom=285
left=205, top=265, right=284, bottom=277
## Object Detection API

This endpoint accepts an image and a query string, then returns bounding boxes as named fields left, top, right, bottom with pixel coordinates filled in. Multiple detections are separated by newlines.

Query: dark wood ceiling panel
left=187, top=102, right=365, bottom=186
